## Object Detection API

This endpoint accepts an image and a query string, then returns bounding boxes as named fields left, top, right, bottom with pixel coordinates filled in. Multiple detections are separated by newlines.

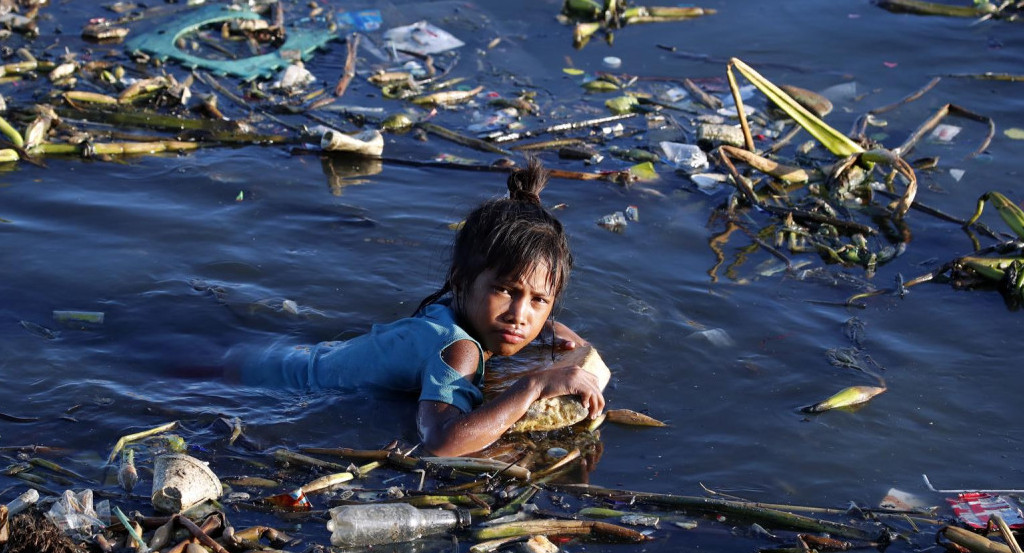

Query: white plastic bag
left=46, top=489, right=108, bottom=538
left=383, top=21, right=464, bottom=55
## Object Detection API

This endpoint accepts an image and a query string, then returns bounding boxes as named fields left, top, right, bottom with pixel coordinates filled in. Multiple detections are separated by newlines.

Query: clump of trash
left=3, top=419, right=1022, bottom=553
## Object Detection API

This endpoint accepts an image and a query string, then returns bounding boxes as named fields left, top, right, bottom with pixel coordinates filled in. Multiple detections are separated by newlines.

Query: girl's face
left=456, top=263, right=555, bottom=359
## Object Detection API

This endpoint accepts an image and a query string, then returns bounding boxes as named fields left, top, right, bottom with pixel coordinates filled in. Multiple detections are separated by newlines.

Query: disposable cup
left=151, top=453, right=222, bottom=513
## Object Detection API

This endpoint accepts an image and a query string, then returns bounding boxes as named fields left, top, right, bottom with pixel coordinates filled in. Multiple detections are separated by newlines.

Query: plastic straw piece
left=113, top=506, right=149, bottom=553
left=922, top=474, right=1024, bottom=494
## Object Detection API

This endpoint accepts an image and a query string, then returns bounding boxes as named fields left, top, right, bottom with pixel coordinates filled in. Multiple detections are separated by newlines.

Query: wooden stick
left=870, top=76, right=941, bottom=115
left=990, top=514, right=1024, bottom=553
left=173, top=514, right=229, bottom=553
left=417, top=122, right=511, bottom=156
left=719, top=145, right=810, bottom=183
left=897, top=103, right=994, bottom=159
left=682, top=77, right=722, bottom=109
left=333, top=33, right=361, bottom=98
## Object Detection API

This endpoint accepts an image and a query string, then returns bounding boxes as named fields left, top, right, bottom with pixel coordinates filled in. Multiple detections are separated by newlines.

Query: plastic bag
left=660, top=141, right=709, bottom=173
left=383, top=21, right=464, bottom=55
left=47, top=489, right=108, bottom=538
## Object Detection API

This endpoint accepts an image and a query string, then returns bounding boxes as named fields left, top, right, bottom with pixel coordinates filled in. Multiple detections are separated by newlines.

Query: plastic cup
left=151, top=454, right=222, bottom=513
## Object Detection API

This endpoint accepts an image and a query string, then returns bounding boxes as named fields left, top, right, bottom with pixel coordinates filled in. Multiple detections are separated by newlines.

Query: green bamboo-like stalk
left=402, top=494, right=492, bottom=507
left=555, top=484, right=882, bottom=541
left=28, top=458, right=89, bottom=481
left=0, top=115, right=24, bottom=148
left=63, top=91, right=119, bottom=105
left=578, top=507, right=629, bottom=518
left=472, top=519, right=649, bottom=542
left=32, top=141, right=200, bottom=156
left=728, top=58, right=863, bottom=157
left=942, top=524, right=1012, bottom=553
left=55, top=106, right=291, bottom=144
left=106, top=420, right=178, bottom=464
left=419, top=456, right=530, bottom=480
left=0, top=60, right=54, bottom=76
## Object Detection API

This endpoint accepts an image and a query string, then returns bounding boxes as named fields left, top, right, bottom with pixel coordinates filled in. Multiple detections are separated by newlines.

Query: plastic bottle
left=327, top=503, right=471, bottom=547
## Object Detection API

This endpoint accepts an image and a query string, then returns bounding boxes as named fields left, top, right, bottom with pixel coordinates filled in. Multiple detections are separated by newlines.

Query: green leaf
left=729, top=58, right=863, bottom=157
left=802, top=385, right=886, bottom=413
left=627, top=161, right=658, bottom=182
left=1004, top=127, right=1024, bottom=140
left=605, top=95, right=638, bottom=114
left=582, top=80, right=620, bottom=92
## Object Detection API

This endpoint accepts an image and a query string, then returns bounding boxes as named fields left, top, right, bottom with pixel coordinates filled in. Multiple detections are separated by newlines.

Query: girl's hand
left=532, top=366, right=605, bottom=419
left=548, top=320, right=588, bottom=352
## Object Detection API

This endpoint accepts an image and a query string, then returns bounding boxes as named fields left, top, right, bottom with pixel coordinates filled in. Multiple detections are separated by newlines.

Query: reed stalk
left=554, top=484, right=882, bottom=541
left=473, top=519, right=649, bottom=542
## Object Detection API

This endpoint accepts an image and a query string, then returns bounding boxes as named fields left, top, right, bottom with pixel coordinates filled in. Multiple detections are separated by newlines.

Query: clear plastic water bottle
left=327, top=503, right=471, bottom=546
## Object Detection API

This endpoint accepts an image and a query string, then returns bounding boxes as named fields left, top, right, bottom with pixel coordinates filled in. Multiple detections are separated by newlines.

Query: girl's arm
left=417, top=340, right=604, bottom=457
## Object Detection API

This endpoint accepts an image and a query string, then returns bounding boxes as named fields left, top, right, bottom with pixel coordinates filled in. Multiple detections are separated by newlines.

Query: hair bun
left=506, top=157, right=548, bottom=205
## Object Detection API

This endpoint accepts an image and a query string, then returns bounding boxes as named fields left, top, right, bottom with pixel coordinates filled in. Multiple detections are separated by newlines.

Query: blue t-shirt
left=240, top=304, right=485, bottom=413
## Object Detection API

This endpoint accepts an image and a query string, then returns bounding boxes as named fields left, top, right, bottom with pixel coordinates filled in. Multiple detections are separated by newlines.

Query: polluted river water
left=1, top=0, right=1024, bottom=551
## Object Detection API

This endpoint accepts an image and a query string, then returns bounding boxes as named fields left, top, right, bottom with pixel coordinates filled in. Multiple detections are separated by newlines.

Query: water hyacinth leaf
left=728, top=58, right=863, bottom=157
left=801, top=385, right=886, bottom=413
left=959, top=256, right=1020, bottom=281
left=605, top=409, right=667, bottom=427
left=965, top=191, right=1024, bottom=240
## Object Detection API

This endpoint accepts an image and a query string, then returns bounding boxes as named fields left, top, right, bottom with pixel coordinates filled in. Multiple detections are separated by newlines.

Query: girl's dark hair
left=417, top=158, right=573, bottom=315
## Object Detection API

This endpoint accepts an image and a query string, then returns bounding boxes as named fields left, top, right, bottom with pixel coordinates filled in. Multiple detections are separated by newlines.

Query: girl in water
left=234, top=159, right=605, bottom=456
